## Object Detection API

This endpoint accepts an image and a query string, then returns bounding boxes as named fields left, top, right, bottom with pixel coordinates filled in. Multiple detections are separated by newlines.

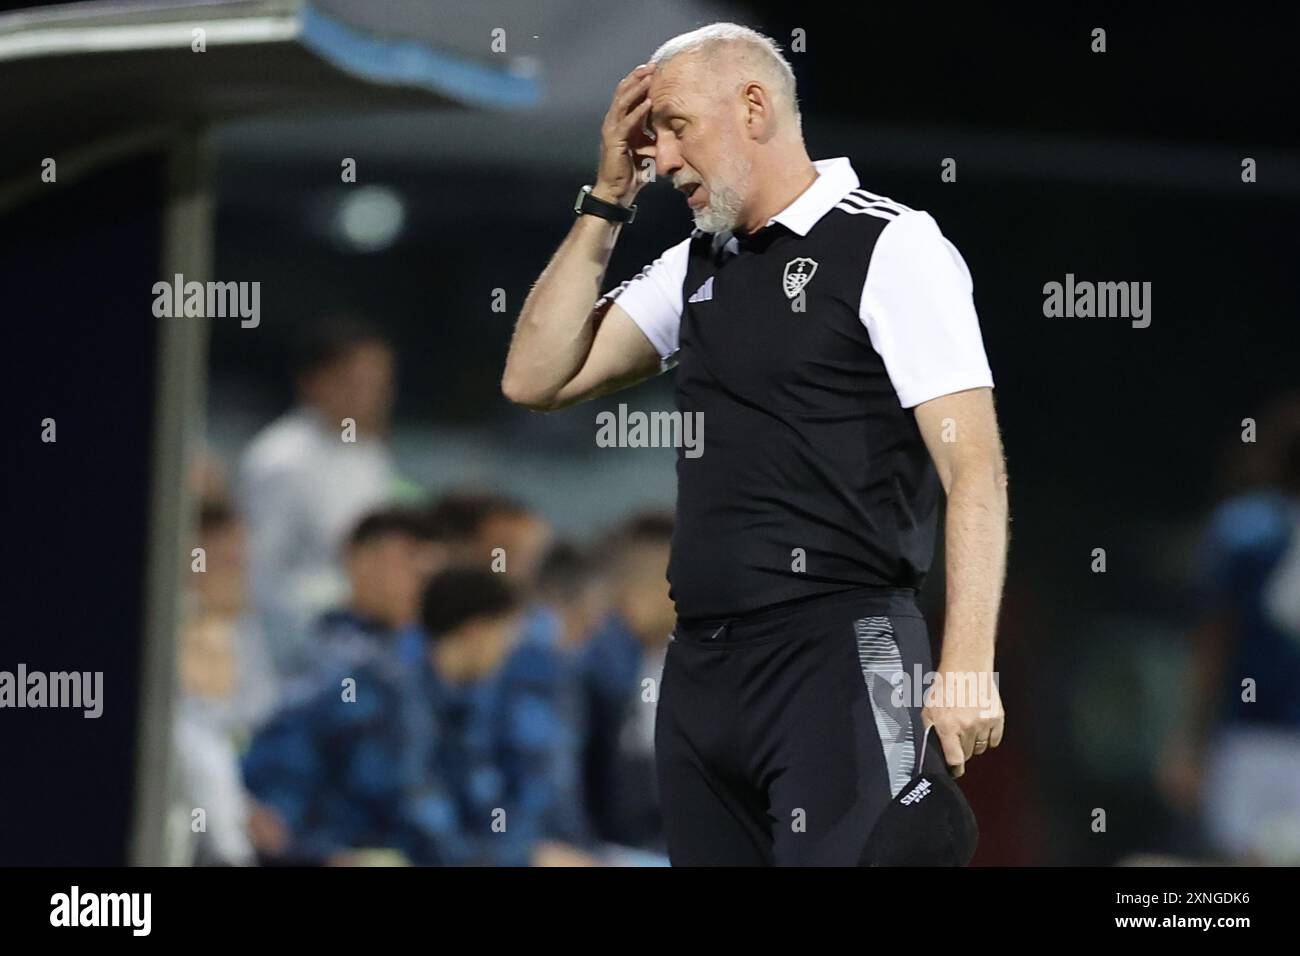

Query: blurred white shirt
left=173, top=696, right=255, bottom=866
left=238, top=406, right=394, bottom=674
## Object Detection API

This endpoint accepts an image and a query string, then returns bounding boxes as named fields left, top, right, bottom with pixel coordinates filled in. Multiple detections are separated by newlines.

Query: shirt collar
left=720, top=157, right=859, bottom=256
left=767, top=156, right=860, bottom=236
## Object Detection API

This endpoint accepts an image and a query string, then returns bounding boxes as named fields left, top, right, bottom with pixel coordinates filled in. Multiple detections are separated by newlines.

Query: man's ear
left=742, top=81, right=770, bottom=135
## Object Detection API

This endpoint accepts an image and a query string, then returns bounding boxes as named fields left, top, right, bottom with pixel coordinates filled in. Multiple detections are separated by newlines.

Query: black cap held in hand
left=860, top=726, right=979, bottom=866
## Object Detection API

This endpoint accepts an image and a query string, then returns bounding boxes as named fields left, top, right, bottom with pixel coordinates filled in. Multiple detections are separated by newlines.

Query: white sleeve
left=597, top=236, right=690, bottom=370
left=859, top=210, right=994, bottom=409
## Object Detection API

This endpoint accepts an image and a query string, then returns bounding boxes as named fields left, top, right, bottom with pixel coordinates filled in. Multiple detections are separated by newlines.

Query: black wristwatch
left=574, top=185, right=636, bottom=225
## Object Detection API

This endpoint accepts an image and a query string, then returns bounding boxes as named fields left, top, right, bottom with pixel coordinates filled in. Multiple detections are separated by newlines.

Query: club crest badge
left=782, top=257, right=818, bottom=299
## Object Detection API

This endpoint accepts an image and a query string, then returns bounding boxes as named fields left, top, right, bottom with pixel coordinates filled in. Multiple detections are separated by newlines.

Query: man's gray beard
left=693, top=187, right=741, bottom=234
left=693, top=155, right=751, bottom=234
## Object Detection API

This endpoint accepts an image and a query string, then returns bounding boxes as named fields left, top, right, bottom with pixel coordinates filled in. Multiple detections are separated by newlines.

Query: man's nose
left=651, top=146, right=680, bottom=186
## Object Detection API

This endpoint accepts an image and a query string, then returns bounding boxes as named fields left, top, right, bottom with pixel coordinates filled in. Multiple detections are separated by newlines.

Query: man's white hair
left=648, top=22, right=801, bottom=126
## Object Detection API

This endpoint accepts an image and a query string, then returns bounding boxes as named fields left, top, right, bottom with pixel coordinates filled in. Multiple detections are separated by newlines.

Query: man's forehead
left=650, top=54, right=692, bottom=84
left=654, top=55, right=736, bottom=122
left=649, top=58, right=704, bottom=109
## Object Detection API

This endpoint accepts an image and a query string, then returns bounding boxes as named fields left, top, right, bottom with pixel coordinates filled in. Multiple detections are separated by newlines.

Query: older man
left=502, top=23, right=1008, bottom=865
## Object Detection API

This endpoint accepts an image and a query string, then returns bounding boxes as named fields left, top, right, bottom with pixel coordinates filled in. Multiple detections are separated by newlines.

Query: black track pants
left=654, top=587, right=947, bottom=866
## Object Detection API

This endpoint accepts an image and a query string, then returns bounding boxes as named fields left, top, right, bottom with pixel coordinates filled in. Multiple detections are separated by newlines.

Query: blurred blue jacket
left=286, top=608, right=395, bottom=689
left=495, top=603, right=592, bottom=847
left=243, top=634, right=534, bottom=866
left=399, top=603, right=592, bottom=848
left=577, top=612, right=665, bottom=851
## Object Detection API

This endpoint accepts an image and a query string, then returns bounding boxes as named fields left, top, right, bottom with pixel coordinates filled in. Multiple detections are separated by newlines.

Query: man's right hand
left=595, top=64, right=657, bottom=207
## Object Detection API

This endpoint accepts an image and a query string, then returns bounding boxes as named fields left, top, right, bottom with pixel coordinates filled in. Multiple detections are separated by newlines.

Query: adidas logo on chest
left=686, top=256, right=823, bottom=306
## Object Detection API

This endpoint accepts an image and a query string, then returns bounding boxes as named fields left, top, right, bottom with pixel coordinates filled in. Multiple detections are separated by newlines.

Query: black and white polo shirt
left=599, top=156, right=995, bottom=621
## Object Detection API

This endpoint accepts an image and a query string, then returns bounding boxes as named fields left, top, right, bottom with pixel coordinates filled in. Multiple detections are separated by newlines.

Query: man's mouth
left=682, top=183, right=704, bottom=207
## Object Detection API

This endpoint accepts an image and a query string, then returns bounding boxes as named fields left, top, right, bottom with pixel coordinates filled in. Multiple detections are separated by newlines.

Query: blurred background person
left=174, top=611, right=258, bottom=866
left=426, top=491, right=553, bottom=590
left=1262, top=410, right=1300, bottom=639
left=423, top=493, right=603, bottom=864
left=534, top=539, right=612, bottom=655
left=242, top=567, right=524, bottom=865
left=495, top=539, right=612, bottom=865
left=579, top=511, right=676, bottom=858
left=1160, top=397, right=1300, bottom=864
left=427, top=491, right=560, bottom=660
left=294, top=504, right=447, bottom=686
left=170, top=455, right=284, bottom=868
left=187, top=445, right=233, bottom=507
left=172, top=498, right=279, bottom=865
left=238, top=317, right=399, bottom=675
left=478, top=496, right=555, bottom=588
left=188, top=499, right=278, bottom=730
